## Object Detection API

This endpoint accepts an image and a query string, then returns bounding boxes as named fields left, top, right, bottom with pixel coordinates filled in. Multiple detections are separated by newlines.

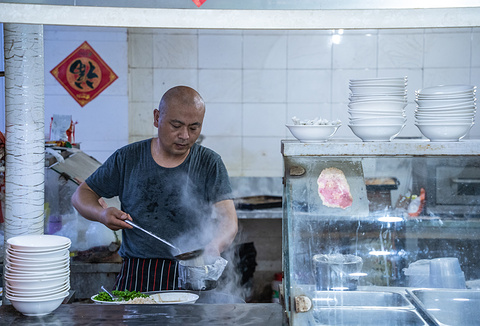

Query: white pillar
left=3, top=23, right=45, bottom=241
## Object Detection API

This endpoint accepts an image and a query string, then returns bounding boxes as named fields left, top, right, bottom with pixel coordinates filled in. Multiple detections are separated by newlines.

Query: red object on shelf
left=192, top=0, right=207, bottom=7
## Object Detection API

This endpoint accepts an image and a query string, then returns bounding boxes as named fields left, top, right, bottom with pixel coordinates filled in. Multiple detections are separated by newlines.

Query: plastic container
left=403, top=259, right=431, bottom=287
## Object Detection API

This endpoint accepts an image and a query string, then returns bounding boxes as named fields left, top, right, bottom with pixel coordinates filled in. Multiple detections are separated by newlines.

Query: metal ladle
left=125, top=220, right=204, bottom=260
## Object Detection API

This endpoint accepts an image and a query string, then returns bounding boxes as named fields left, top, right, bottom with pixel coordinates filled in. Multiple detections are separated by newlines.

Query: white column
left=3, top=24, right=45, bottom=241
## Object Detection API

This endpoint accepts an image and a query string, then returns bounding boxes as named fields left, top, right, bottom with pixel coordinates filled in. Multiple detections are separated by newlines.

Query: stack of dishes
left=415, top=84, right=476, bottom=141
left=4, top=234, right=71, bottom=316
left=347, top=77, right=407, bottom=141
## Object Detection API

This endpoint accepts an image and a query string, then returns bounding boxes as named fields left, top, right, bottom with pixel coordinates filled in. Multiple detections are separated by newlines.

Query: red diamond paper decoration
left=50, top=41, right=118, bottom=107
left=192, top=0, right=207, bottom=7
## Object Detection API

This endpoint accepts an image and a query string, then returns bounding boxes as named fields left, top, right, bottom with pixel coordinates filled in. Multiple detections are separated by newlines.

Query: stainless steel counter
left=0, top=303, right=286, bottom=325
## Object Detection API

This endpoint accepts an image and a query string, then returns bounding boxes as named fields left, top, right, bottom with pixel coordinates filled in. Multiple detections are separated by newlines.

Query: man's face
left=154, top=100, right=205, bottom=157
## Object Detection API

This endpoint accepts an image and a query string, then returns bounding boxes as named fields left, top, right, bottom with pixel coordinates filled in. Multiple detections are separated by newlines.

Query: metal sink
left=313, top=308, right=428, bottom=325
left=312, top=291, right=414, bottom=309
left=407, top=289, right=480, bottom=326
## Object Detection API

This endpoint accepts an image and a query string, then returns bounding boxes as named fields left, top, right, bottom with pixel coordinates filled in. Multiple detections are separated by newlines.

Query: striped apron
left=113, top=258, right=179, bottom=292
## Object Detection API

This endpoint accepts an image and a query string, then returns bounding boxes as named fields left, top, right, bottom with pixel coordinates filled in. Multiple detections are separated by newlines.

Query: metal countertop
left=0, top=302, right=286, bottom=326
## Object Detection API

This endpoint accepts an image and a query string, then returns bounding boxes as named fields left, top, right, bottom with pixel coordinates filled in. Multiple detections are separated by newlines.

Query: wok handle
left=125, top=220, right=180, bottom=253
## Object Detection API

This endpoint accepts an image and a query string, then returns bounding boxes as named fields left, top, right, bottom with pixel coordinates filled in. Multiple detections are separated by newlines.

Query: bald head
left=158, top=86, right=205, bottom=117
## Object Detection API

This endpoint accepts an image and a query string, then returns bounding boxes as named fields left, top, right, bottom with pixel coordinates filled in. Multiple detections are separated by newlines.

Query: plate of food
left=149, top=291, right=199, bottom=304
left=91, top=290, right=154, bottom=304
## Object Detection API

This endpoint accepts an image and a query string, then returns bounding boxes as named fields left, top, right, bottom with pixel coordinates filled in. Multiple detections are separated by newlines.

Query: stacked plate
left=415, top=84, right=476, bottom=141
left=347, top=77, right=407, bottom=141
left=4, top=234, right=71, bottom=316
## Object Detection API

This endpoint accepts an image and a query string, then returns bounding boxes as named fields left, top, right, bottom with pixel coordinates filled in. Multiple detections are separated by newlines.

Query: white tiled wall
left=43, top=26, right=129, bottom=163
left=4, top=26, right=478, bottom=176
left=128, top=27, right=480, bottom=177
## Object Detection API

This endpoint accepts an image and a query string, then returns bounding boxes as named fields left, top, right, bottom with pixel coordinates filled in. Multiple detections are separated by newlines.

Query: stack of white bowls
left=415, top=84, right=476, bottom=141
left=4, top=234, right=71, bottom=316
left=348, top=77, right=408, bottom=141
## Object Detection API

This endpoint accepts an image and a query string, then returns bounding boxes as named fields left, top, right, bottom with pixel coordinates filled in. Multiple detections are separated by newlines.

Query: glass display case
left=281, top=139, right=480, bottom=325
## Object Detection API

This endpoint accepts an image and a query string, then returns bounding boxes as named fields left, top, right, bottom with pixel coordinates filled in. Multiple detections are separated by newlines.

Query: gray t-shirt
left=85, top=139, right=233, bottom=259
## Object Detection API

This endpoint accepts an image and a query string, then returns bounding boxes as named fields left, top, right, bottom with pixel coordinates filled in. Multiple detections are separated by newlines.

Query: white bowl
left=350, top=117, right=406, bottom=125
left=6, top=283, right=70, bottom=298
left=349, top=85, right=406, bottom=94
left=347, top=109, right=405, bottom=117
left=415, top=118, right=474, bottom=125
left=350, top=77, right=407, bottom=84
left=7, top=235, right=71, bottom=251
left=349, top=124, right=405, bottom=142
left=416, top=84, right=476, bottom=95
left=7, top=260, right=69, bottom=271
left=416, top=123, right=474, bottom=141
left=7, top=293, right=67, bottom=316
left=286, top=124, right=340, bottom=143
left=7, top=280, right=70, bottom=293
left=348, top=101, right=407, bottom=112
left=5, top=264, right=70, bottom=276
left=7, top=247, right=69, bottom=259
left=6, top=249, right=69, bottom=261
left=149, top=292, right=199, bottom=304
left=416, top=102, right=476, bottom=110
left=416, top=98, right=475, bottom=107
left=5, top=273, right=70, bottom=288
left=415, top=112, right=475, bottom=119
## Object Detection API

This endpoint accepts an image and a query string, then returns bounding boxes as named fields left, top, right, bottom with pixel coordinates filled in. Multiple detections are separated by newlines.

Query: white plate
left=149, top=292, right=199, bottom=304
left=6, top=250, right=69, bottom=263
left=7, top=235, right=71, bottom=251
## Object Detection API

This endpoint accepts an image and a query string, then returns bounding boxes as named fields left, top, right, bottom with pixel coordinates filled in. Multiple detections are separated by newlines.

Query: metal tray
left=312, top=291, right=415, bottom=310
left=312, top=308, right=429, bottom=325
left=407, top=289, right=480, bottom=326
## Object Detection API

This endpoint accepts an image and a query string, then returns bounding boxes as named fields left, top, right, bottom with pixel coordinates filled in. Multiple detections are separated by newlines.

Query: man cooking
left=71, top=86, right=238, bottom=292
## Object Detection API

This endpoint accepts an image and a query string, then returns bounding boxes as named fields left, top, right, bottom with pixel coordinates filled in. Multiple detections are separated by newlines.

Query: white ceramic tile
left=199, top=29, right=242, bottom=35
left=130, top=68, right=153, bottom=102
left=287, top=30, right=332, bottom=36
left=332, top=33, right=377, bottom=69
left=153, top=33, right=198, bottom=68
left=198, top=34, right=242, bottom=69
left=287, top=69, right=331, bottom=103
left=243, top=70, right=287, bottom=103
left=378, top=29, right=425, bottom=35
left=378, top=33, right=424, bottom=68
left=44, top=26, right=127, bottom=42
left=287, top=34, right=332, bottom=69
left=424, top=28, right=472, bottom=34
left=331, top=69, right=377, bottom=103
left=242, top=137, right=284, bottom=177
left=471, top=68, right=480, bottom=89
left=128, top=101, right=157, bottom=137
left=244, top=30, right=289, bottom=36
left=423, top=68, right=471, bottom=88
left=198, top=69, right=242, bottom=103
left=243, top=34, right=287, bottom=69
left=152, top=68, right=198, bottom=103
left=473, top=31, right=480, bottom=68
left=201, top=136, right=243, bottom=175
left=202, top=103, right=242, bottom=137
left=155, top=28, right=199, bottom=35
left=243, top=103, right=286, bottom=137
left=424, top=32, right=471, bottom=68
left=129, top=32, right=153, bottom=68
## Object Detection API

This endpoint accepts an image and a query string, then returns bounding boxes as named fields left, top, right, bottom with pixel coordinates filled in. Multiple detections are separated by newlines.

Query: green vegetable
left=94, top=290, right=149, bottom=302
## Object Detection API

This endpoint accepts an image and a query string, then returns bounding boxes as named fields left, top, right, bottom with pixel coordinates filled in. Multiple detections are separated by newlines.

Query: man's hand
left=99, top=207, right=133, bottom=231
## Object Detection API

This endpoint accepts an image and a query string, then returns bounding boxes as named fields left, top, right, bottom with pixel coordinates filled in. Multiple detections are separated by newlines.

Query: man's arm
left=71, top=182, right=132, bottom=231
left=205, top=199, right=238, bottom=257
